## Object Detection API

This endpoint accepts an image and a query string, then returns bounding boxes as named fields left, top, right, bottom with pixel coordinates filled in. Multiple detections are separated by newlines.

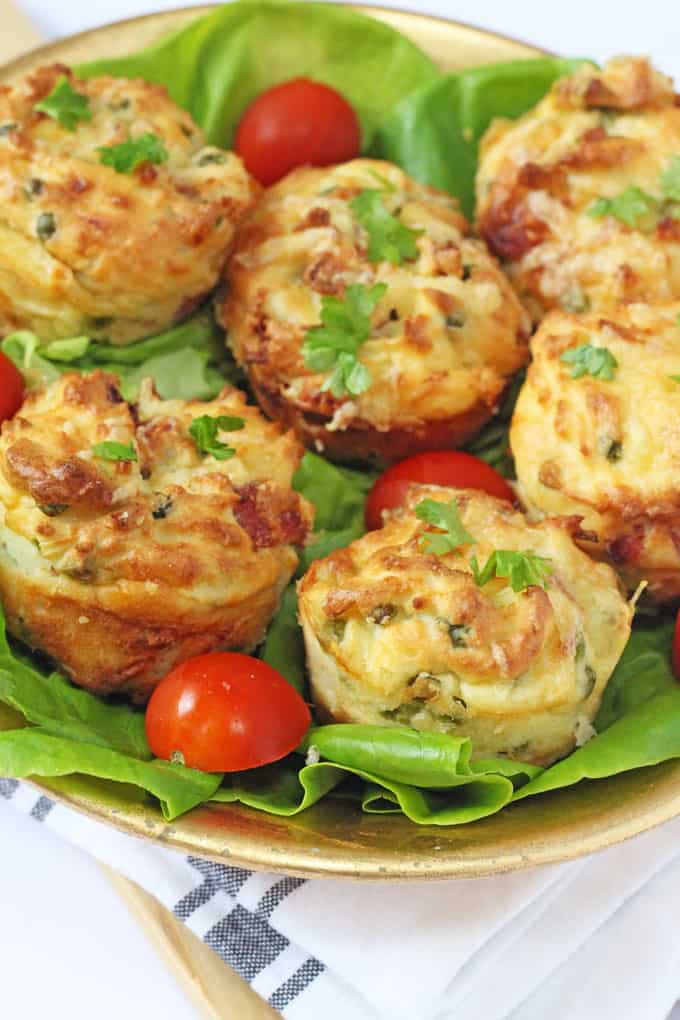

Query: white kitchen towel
left=3, top=778, right=680, bottom=1020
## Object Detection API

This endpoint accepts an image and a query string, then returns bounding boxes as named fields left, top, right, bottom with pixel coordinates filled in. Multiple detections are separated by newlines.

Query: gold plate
left=4, top=5, right=680, bottom=880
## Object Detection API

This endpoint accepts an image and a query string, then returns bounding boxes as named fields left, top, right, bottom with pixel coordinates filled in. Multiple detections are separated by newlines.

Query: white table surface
left=3, top=2, right=680, bottom=1019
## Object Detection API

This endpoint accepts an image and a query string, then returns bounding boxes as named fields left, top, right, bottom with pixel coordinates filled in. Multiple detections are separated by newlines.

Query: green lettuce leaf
left=0, top=728, right=220, bottom=820
left=595, top=619, right=675, bottom=730
left=77, top=1, right=438, bottom=150
left=211, top=731, right=539, bottom=825
left=515, top=689, right=680, bottom=800
left=293, top=452, right=375, bottom=572
left=260, top=585, right=306, bottom=695
left=212, top=758, right=346, bottom=815
left=300, top=724, right=541, bottom=789
left=375, top=58, right=588, bottom=218
left=261, top=452, right=375, bottom=693
left=1, top=309, right=241, bottom=401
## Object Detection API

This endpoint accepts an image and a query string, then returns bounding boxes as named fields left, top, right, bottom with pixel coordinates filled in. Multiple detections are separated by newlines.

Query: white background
left=3, top=2, right=680, bottom=1019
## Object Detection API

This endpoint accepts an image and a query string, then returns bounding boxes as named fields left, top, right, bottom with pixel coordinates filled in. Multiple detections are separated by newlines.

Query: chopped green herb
left=367, top=604, right=396, bottom=625
left=445, top=313, right=465, bottom=328
left=152, top=495, right=173, bottom=520
left=189, top=414, right=244, bottom=460
left=560, top=343, right=618, bottom=380
left=669, top=375, right=680, bottom=383
left=98, top=132, right=169, bottom=174
left=302, top=282, right=386, bottom=397
left=330, top=619, right=347, bottom=642
left=587, top=186, right=657, bottom=228
left=583, top=664, right=597, bottom=699
left=36, top=212, right=56, bottom=241
left=367, top=169, right=396, bottom=192
left=461, top=264, right=473, bottom=281
left=38, top=503, right=68, bottom=517
left=415, top=498, right=476, bottom=556
left=24, top=178, right=43, bottom=199
left=661, top=156, right=680, bottom=203
left=89, top=316, right=113, bottom=330
left=197, top=149, right=226, bottom=166
left=470, top=550, right=553, bottom=594
left=34, top=76, right=91, bottom=131
left=603, top=438, right=623, bottom=462
left=448, top=624, right=470, bottom=648
left=92, top=440, right=137, bottom=462
left=560, top=287, right=590, bottom=314
left=350, top=189, right=422, bottom=265
left=0, top=122, right=17, bottom=136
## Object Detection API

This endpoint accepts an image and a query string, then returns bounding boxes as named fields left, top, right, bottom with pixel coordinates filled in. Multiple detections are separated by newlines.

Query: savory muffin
left=0, top=370, right=313, bottom=701
left=511, top=303, right=680, bottom=603
left=0, top=63, right=258, bottom=345
left=298, top=484, right=632, bottom=766
left=476, top=57, right=680, bottom=321
left=218, top=158, right=530, bottom=465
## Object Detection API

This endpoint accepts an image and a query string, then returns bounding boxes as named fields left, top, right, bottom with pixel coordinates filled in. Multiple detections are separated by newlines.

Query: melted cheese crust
left=0, top=64, right=258, bottom=344
left=476, top=57, right=680, bottom=320
left=0, top=371, right=313, bottom=700
left=298, top=485, right=631, bottom=765
left=511, top=303, right=680, bottom=602
left=219, top=158, right=530, bottom=465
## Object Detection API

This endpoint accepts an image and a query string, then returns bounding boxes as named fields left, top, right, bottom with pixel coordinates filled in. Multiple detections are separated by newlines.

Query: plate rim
left=5, top=3, right=679, bottom=880
left=0, top=2, right=550, bottom=80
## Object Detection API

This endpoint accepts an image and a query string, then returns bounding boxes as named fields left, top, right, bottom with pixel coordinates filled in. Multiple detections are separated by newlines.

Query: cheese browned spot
left=0, top=370, right=313, bottom=701
left=218, top=158, right=530, bottom=466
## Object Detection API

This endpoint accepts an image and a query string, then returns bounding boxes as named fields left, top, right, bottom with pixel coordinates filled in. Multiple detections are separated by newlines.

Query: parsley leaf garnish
left=34, top=76, right=91, bottom=131
left=415, top=498, right=476, bottom=556
left=189, top=415, right=245, bottom=460
left=98, top=133, right=169, bottom=174
left=470, top=550, right=553, bottom=593
left=560, top=343, right=618, bottom=380
left=302, top=282, right=387, bottom=397
left=92, top=440, right=137, bottom=462
left=350, top=189, right=422, bottom=265
left=587, top=186, right=657, bottom=228
left=661, top=156, right=680, bottom=203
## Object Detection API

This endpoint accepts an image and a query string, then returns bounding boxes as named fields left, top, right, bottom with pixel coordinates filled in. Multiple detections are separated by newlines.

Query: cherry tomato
left=0, top=351, right=24, bottom=423
left=673, top=611, right=680, bottom=680
left=145, top=652, right=311, bottom=773
left=235, top=78, right=361, bottom=186
left=365, top=450, right=515, bottom=531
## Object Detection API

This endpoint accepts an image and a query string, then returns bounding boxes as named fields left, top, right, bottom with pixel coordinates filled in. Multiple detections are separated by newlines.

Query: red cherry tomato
left=145, top=652, right=311, bottom=773
left=0, top=351, right=24, bottom=424
left=673, top=611, right=680, bottom=681
left=235, top=77, right=361, bottom=186
left=365, top=450, right=516, bottom=531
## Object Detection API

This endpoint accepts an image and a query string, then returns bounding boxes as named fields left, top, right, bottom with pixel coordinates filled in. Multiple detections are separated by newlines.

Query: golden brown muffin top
left=511, top=303, right=680, bottom=519
left=0, top=371, right=313, bottom=600
left=476, top=57, right=680, bottom=317
left=299, top=484, right=631, bottom=714
left=220, top=158, right=530, bottom=432
left=0, top=64, right=258, bottom=343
